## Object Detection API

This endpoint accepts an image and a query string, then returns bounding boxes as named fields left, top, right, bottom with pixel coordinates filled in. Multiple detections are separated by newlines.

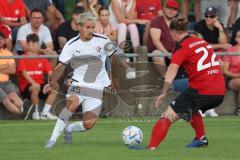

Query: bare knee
left=8, top=92, right=18, bottom=98
left=161, top=106, right=179, bottom=123
left=2, top=96, right=11, bottom=107
left=66, top=95, right=79, bottom=112
left=83, top=121, right=96, bottom=130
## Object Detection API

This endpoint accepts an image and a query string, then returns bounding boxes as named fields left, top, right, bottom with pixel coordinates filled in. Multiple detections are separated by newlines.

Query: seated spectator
left=95, top=6, right=117, bottom=41
left=95, top=6, right=118, bottom=89
left=0, top=0, right=27, bottom=41
left=75, top=0, right=99, bottom=17
left=200, top=0, right=228, bottom=28
left=231, top=16, right=240, bottom=45
left=51, top=0, right=66, bottom=18
left=194, top=6, right=231, bottom=51
left=147, top=0, right=178, bottom=75
left=180, top=0, right=200, bottom=30
left=17, top=33, right=57, bottom=120
left=54, top=6, right=85, bottom=53
left=109, top=0, right=149, bottom=53
left=135, top=0, right=162, bottom=45
left=0, top=23, right=12, bottom=50
left=0, top=31, right=25, bottom=115
left=222, top=29, right=240, bottom=116
left=98, top=0, right=110, bottom=7
left=24, top=0, right=65, bottom=32
left=14, top=9, right=55, bottom=55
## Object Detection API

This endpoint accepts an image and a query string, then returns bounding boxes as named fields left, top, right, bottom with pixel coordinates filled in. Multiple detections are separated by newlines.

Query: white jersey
left=59, top=33, right=113, bottom=90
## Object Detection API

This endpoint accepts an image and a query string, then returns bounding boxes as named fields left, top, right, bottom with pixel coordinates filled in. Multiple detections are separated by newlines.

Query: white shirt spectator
left=14, top=23, right=53, bottom=52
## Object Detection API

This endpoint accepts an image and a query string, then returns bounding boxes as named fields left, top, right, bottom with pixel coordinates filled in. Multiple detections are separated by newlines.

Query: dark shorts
left=0, top=81, right=18, bottom=102
left=21, top=84, right=48, bottom=100
left=170, top=88, right=224, bottom=122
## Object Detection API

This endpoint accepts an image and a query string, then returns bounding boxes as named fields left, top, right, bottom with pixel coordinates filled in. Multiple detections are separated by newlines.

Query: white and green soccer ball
left=122, top=126, right=143, bottom=145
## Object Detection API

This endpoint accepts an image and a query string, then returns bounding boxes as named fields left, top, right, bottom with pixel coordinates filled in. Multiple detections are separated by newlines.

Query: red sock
left=148, top=118, right=171, bottom=148
left=190, top=112, right=205, bottom=139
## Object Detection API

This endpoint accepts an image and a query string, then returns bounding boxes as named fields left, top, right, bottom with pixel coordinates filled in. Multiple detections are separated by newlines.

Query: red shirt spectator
left=0, top=0, right=27, bottom=27
left=0, top=23, right=11, bottom=39
left=147, top=16, right=175, bottom=52
left=223, top=46, right=240, bottom=74
left=17, top=53, right=52, bottom=92
left=136, top=0, right=162, bottom=20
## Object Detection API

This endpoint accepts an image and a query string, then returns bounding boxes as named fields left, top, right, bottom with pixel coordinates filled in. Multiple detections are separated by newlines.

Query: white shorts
left=66, top=85, right=103, bottom=116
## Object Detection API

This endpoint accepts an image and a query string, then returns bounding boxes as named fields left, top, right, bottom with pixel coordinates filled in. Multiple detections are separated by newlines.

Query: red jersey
left=17, top=53, right=52, bottom=92
left=0, top=23, right=11, bottom=39
left=136, top=0, right=162, bottom=20
left=171, top=35, right=225, bottom=95
left=0, top=0, right=26, bottom=23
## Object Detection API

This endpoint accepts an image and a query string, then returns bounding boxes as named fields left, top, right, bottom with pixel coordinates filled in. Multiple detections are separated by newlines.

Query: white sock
left=42, top=103, right=51, bottom=114
left=50, top=118, right=67, bottom=142
left=68, top=121, right=86, bottom=132
left=35, top=105, right=39, bottom=112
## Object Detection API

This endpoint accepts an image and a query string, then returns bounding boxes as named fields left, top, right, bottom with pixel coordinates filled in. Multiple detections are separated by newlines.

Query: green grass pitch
left=0, top=117, right=239, bottom=160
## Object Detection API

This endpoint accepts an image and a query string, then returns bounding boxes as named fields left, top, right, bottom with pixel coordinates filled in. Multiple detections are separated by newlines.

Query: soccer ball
left=122, top=126, right=143, bottom=145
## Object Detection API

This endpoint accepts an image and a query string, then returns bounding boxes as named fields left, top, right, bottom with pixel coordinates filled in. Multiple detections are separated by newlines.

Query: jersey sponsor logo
left=27, top=71, right=43, bottom=75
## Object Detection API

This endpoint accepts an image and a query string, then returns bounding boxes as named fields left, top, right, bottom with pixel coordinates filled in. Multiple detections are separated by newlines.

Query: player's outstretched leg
left=129, top=106, right=179, bottom=150
left=186, top=111, right=208, bottom=148
left=45, top=95, right=79, bottom=148
left=45, top=107, right=73, bottom=148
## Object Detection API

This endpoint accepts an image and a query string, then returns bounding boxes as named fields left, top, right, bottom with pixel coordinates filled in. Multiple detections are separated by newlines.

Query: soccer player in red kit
left=130, top=17, right=225, bottom=150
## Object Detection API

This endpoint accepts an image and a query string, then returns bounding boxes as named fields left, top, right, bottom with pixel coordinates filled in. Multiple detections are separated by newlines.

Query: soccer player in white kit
left=44, top=12, right=116, bottom=148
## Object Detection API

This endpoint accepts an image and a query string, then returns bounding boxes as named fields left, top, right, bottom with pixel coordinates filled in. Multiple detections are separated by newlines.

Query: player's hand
left=155, top=94, right=166, bottom=109
left=43, top=83, right=51, bottom=94
left=213, top=20, right=223, bottom=30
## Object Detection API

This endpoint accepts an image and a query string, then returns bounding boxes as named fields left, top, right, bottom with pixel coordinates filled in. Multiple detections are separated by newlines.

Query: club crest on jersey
left=38, top=62, right=42, bottom=68
left=15, top=10, right=20, bottom=16
left=96, top=46, right=101, bottom=52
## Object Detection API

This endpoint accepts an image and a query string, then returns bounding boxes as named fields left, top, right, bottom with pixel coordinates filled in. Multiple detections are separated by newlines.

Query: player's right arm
left=47, top=38, right=75, bottom=92
left=155, top=63, right=179, bottom=108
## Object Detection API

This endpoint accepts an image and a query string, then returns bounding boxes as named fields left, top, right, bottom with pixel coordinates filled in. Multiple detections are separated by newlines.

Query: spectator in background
left=109, top=0, right=149, bottom=79
left=0, top=0, right=27, bottom=42
left=194, top=6, right=231, bottom=52
left=14, top=9, right=55, bottom=55
left=135, top=0, right=162, bottom=45
left=109, top=0, right=148, bottom=53
left=17, top=33, right=57, bottom=120
left=147, top=0, right=179, bottom=75
left=230, top=16, right=240, bottom=45
left=0, top=31, right=25, bottom=115
left=227, top=0, right=239, bottom=29
left=200, top=0, right=228, bottom=28
left=75, top=0, right=99, bottom=17
left=95, top=6, right=118, bottom=90
left=54, top=6, right=85, bottom=53
left=222, top=29, right=240, bottom=116
left=0, top=23, right=12, bottom=50
left=24, top=0, right=65, bottom=32
left=51, top=0, right=66, bottom=18
left=181, top=0, right=200, bottom=30
left=99, top=0, right=110, bottom=7
left=95, top=6, right=117, bottom=41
